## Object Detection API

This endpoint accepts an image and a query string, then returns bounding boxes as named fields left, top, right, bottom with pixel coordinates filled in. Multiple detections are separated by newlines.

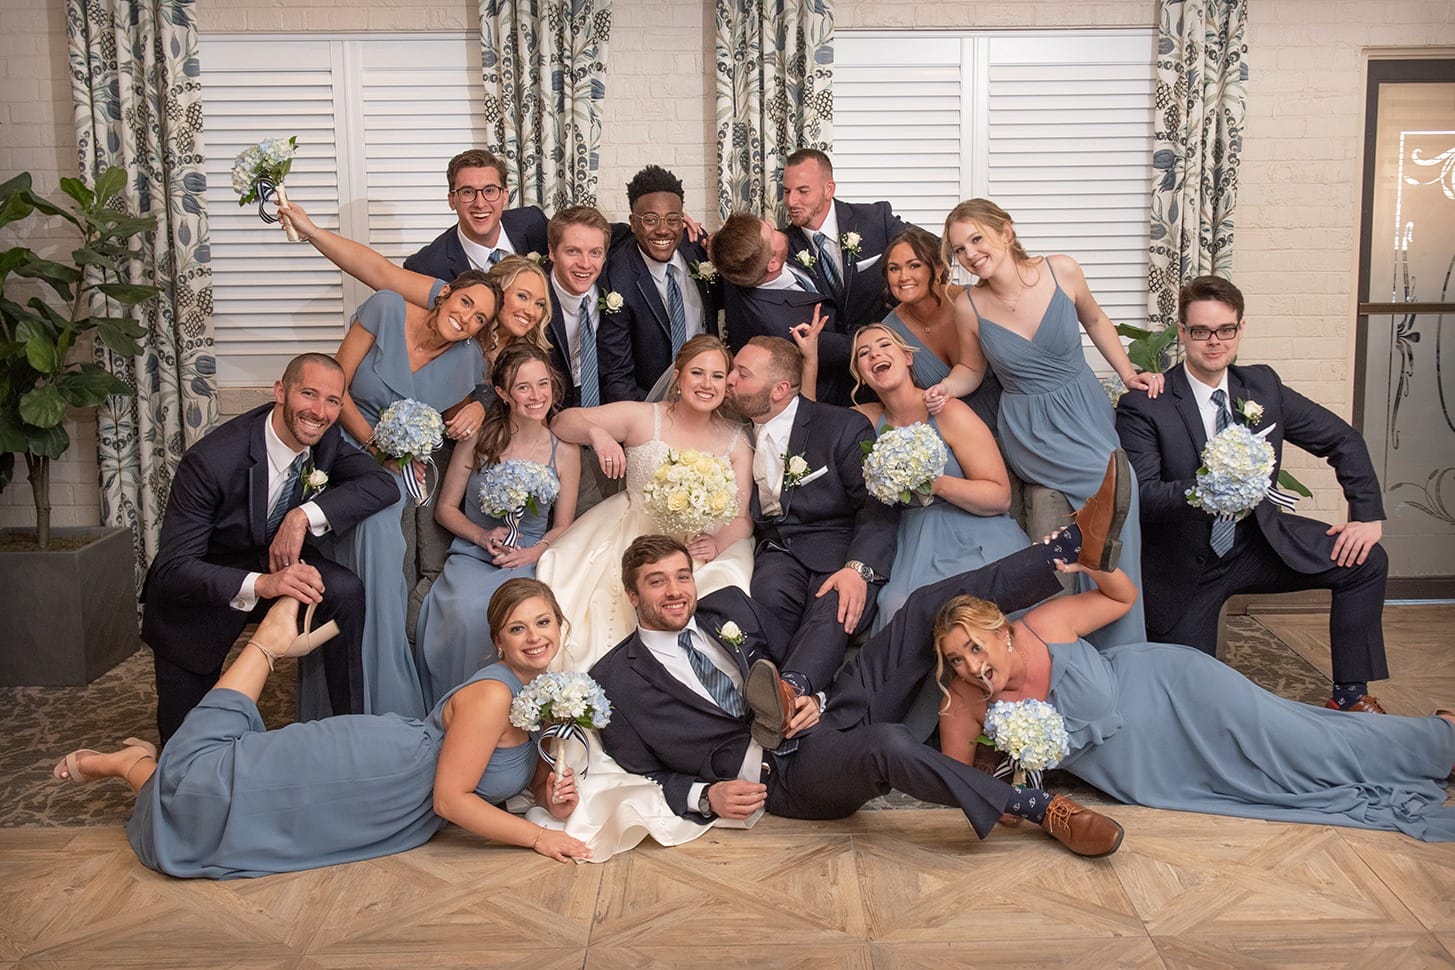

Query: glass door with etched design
left=1356, top=59, right=1455, bottom=586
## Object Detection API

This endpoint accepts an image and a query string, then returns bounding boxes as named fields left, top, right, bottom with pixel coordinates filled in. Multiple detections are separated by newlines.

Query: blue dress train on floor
left=1046, top=638, right=1455, bottom=841
left=968, top=265, right=1146, bottom=646
left=321, top=281, right=485, bottom=719
left=870, top=416, right=1028, bottom=635
left=127, top=663, right=539, bottom=878
left=415, top=440, right=559, bottom=709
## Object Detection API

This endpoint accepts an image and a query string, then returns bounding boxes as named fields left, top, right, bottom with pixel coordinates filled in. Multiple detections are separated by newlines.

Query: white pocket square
left=796, top=466, right=828, bottom=487
left=854, top=253, right=882, bottom=272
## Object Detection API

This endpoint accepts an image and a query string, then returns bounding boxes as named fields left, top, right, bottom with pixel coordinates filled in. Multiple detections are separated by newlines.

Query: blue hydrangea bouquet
left=509, top=671, right=613, bottom=786
left=372, top=398, right=445, bottom=506
left=1186, top=423, right=1277, bottom=522
left=479, top=459, right=560, bottom=548
left=982, top=697, right=1070, bottom=789
left=862, top=422, right=948, bottom=506
left=231, top=135, right=300, bottom=240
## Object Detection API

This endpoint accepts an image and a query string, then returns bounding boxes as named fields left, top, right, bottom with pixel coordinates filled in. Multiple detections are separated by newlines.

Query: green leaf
left=73, top=247, right=121, bottom=271
left=0, top=190, right=34, bottom=231
left=0, top=451, right=13, bottom=493
left=22, top=332, right=57, bottom=373
left=95, top=320, right=144, bottom=356
left=1277, top=469, right=1313, bottom=497
left=18, top=384, right=65, bottom=429
left=57, top=365, right=131, bottom=407
left=95, top=282, right=160, bottom=306
left=0, top=172, right=33, bottom=198
left=98, top=214, right=157, bottom=238
left=93, top=166, right=127, bottom=207
left=0, top=247, right=28, bottom=282
left=58, top=177, right=93, bottom=209
left=16, top=256, right=81, bottom=299
left=0, top=407, right=27, bottom=451
left=25, top=422, right=68, bottom=460
left=1115, top=323, right=1155, bottom=340
left=24, top=297, right=67, bottom=330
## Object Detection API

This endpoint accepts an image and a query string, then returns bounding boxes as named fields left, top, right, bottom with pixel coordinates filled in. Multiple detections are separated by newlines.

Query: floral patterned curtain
left=1146, top=0, right=1249, bottom=329
left=68, top=0, right=218, bottom=584
left=480, top=0, right=613, bottom=210
left=714, top=0, right=834, bottom=221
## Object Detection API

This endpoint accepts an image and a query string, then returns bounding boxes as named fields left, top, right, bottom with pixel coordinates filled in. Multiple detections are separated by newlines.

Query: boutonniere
left=716, top=621, right=746, bottom=649
left=301, top=459, right=328, bottom=499
left=690, top=260, right=718, bottom=285
left=840, top=231, right=862, bottom=259
left=598, top=291, right=624, bottom=314
left=524, top=251, right=545, bottom=264
left=795, top=250, right=817, bottom=270
left=782, top=452, right=811, bottom=488
left=1234, top=397, right=1264, bottom=425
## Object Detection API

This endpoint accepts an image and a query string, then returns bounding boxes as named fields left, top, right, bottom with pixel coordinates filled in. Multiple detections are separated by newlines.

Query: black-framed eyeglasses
left=632, top=213, right=685, bottom=230
left=1180, top=323, right=1241, bottom=341
left=451, top=185, right=505, bottom=203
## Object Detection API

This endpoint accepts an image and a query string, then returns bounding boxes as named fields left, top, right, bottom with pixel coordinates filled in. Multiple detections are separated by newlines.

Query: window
left=833, top=30, right=1157, bottom=344
left=200, top=34, right=487, bottom=385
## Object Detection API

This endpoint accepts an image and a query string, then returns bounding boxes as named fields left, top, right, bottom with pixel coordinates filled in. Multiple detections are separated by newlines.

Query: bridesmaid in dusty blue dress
left=843, top=323, right=1029, bottom=636
left=926, top=199, right=1164, bottom=647
left=50, top=581, right=592, bottom=878
left=417, top=343, right=581, bottom=708
left=877, top=226, right=1001, bottom=430
left=933, top=560, right=1455, bottom=842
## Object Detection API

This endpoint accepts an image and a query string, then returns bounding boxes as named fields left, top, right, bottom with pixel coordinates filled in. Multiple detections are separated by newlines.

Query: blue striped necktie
left=813, top=231, right=843, bottom=293
left=665, top=263, right=688, bottom=354
left=679, top=629, right=744, bottom=716
left=267, top=453, right=306, bottom=538
left=1210, top=389, right=1236, bottom=557
left=578, top=296, right=600, bottom=407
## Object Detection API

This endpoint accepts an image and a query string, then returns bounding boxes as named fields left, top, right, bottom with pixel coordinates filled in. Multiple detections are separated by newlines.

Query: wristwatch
left=698, top=785, right=716, bottom=817
left=845, top=559, right=880, bottom=583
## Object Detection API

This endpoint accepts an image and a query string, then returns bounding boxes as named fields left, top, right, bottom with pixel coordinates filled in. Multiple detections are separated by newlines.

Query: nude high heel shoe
left=249, top=601, right=341, bottom=670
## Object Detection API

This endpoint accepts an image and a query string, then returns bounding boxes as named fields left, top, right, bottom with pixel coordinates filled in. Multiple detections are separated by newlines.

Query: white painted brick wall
left=7, top=0, right=1454, bottom=530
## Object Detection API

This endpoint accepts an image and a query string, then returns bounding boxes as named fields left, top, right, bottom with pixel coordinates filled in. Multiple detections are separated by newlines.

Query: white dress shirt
left=456, top=226, right=518, bottom=270
left=752, top=395, right=801, bottom=516
left=550, top=275, right=598, bottom=388
left=231, top=414, right=331, bottom=611
left=642, top=248, right=706, bottom=339
left=759, top=266, right=810, bottom=292
left=1185, top=369, right=1232, bottom=444
left=805, top=206, right=844, bottom=277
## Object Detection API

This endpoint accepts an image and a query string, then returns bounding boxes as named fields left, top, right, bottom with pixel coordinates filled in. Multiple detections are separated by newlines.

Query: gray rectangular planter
left=0, top=526, right=138, bottom=685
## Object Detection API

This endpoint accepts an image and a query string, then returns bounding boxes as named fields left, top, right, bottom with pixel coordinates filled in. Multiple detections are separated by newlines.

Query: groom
left=1115, top=275, right=1390, bottom=712
left=589, top=526, right=1128, bottom=857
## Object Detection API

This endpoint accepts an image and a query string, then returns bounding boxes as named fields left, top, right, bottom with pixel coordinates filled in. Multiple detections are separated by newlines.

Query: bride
left=536, top=333, right=755, bottom=668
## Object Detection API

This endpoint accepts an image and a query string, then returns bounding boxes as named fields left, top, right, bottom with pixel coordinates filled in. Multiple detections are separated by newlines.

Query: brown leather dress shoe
left=1040, top=794, right=1124, bottom=857
left=1324, top=694, right=1387, bottom=714
left=1073, top=450, right=1131, bottom=572
left=746, top=659, right=795, bottom=749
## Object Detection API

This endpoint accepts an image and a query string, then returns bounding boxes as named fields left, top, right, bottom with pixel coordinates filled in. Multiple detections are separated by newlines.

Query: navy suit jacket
left=140, top=404, right=398, bottom=674
left=751, top=398, right=898, bottom=578
left=402, top=207, right=550, bottom=281
left=599, top=240, right=722, bottom=402
left=1115, top=362, right=1385, bottom=634
left=591, top=587, right=772, bottom=820
left=545, top=293, right=616, bottom=410
left=723, top=280, right=857, bottom=406
left=785, top=199, right=912, bottom=333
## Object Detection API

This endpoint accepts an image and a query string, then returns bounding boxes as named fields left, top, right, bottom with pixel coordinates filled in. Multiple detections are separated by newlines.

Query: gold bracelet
left=530, top=826, right=545, bottom=849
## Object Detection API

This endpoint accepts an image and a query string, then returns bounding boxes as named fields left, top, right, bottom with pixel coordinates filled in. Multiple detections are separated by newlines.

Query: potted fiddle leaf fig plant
left=0, top=166, right=153, bottom=684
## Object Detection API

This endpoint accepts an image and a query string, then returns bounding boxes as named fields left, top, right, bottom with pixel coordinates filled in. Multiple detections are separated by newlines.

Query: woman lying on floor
left=934, top=557, right=1455, bottom=842
left=53, top=579, right=590, bottom=878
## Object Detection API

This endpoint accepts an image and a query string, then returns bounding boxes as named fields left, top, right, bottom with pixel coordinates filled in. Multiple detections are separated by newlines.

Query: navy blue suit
left=141, top=404, right=399, bottom=740
left=1116, top=362, right=1389, bottom=680
left=591, top=542, right=1064, bottom=834
left=749, top=398, right=898, bottom=692
left=785, top=199, right=912, bottom=333
left=402, top=207, right=550, bottom=281
left=723, top=281, right=857, bottom=406
left=599, top=240, right=722, bottom=402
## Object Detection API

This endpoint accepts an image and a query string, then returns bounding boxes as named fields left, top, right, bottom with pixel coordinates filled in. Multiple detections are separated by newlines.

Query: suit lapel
left=779, top=398, right=814, bottom=519
left=834, top=200, right=856, bottom=297
left=1170, top=364, right=1208, bottom=455
left=632, top=250, right=671, bottom=337
left=697, top=608, right=752, bottom=680
left=627, top=633, right=733, bottom=719
left=248, top=412, right=270, bottom=547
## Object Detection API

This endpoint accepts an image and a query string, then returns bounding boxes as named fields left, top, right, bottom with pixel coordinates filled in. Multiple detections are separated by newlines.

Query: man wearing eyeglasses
left=1116, top=275, right=1390, bottom=713
left=404, top=149, right=549, bottom=280
left=598, top=165, right=722, bottom=401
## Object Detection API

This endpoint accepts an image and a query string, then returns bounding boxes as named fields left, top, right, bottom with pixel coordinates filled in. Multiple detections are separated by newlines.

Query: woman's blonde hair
left=930, top=595, right=1010, bottom=711
left=941, top=198, right=1032, bottom=275
left=848, top=322, right=919, bottom=405
left=478, top=255, right=553, bottom=360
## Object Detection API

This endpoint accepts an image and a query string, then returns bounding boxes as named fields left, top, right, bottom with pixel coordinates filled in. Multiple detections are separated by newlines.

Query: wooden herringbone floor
left=2, top=605, right=1453, bottom=969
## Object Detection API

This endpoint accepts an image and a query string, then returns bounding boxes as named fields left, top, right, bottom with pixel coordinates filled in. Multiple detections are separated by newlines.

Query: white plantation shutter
left=200, top=34, right=486, bottom=386
left=833, top=30, right=1157, bottom=359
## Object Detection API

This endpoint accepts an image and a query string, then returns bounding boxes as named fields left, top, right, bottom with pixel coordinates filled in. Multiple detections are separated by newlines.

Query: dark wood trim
left=1358, top=302, right=1455, bottom=315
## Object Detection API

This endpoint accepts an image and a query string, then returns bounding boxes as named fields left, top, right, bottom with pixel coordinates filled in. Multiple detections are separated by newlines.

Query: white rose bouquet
left=1186, top=423, right=1277, bottom=522
left=479, top=459, right=560, bottom=548
left=640, top=448, right=738, bottom=540
left=232, top=135, right=300, bottom=241
left=509, top=671, right=613, bottom=787
left=861, top=422, right=948, bottom=506
left=982, top=698, right=1070, bottom=788
left=372, top=398, right=445, bottom=506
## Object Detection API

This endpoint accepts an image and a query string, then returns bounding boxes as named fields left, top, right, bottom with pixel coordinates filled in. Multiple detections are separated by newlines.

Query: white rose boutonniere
left=691, top=260, right=718, bottom=285
left=841, top=231, right=862, bottom=259
left=599, top=291, right=625, bottom=314
left=717, top=621, right=746, bottom=649
left=524, top=251, right=545, bottom=264
left=1234, top=397, right=1264, bottom=425
left=795, top=250, right=817, bottom=269
left=301, top=461, right=328, bottom=499
left=782, top=452, right=812, bottom=488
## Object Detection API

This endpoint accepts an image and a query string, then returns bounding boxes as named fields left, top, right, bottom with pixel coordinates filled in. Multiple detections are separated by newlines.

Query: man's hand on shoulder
left=706, top=779, right=767, bottom=820
left=255, top=561, right=325, bottom=604
left=1327, top=520, right=1382, bottom=567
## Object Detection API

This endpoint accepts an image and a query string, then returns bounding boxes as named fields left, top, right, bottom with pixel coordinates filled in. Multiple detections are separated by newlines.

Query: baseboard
left=1225, top=577, right=1454, bottom=616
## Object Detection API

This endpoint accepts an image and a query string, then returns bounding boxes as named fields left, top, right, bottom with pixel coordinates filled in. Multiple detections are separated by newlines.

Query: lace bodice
left=624, top=404, right=742, bottom=503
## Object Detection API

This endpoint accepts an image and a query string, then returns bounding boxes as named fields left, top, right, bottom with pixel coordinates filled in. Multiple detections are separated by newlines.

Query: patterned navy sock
left=1004, top=786, right=1051, bottom=825
left=1041, top=524, right=1082, bottom=566
left=1332, top=681, right=1369, bottom=709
